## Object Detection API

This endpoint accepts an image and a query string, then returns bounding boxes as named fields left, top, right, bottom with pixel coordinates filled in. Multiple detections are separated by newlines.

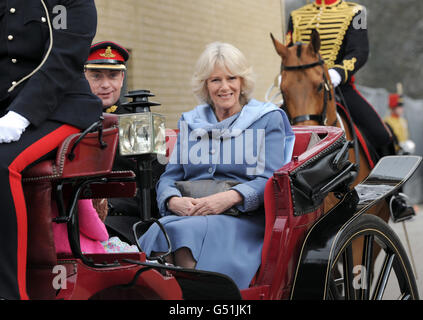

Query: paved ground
left=385, top=204, right=423, bottom=299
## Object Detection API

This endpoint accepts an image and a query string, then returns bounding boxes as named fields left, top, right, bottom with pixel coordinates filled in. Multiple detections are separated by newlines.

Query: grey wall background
left=284, top=0, right=423, bottom=204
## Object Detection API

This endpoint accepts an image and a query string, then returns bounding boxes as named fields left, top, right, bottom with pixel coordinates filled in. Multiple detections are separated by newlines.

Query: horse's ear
left=308, top=29, right=321, bottom=55
left=270, top=33, right=288, bottom=58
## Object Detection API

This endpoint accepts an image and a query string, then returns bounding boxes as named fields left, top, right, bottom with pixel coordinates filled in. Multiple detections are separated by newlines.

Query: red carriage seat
left=245, top=129, right=321, bottom=290
left=245, top=125, right=347, bottom=299
left=259, top=128, right=324, bottom=272
left=23, top=113, right=137, bottom=299
left=165, top=128, right=178, bottom=158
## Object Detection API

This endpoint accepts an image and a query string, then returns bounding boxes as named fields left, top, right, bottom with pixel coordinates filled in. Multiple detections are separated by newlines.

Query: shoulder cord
left=8, top=0, right=53, bottom=93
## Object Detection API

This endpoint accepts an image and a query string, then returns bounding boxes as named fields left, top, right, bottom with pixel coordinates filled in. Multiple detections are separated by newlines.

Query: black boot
left=389, top=192, right=415, bottom=223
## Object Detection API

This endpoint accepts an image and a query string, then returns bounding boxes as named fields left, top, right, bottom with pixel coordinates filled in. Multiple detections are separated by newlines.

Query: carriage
left=22, top=88, right=421, bottom=300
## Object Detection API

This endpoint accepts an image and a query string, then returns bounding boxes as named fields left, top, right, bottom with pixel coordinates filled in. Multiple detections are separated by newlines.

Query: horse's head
left=270, top=30, right=335, bottom=126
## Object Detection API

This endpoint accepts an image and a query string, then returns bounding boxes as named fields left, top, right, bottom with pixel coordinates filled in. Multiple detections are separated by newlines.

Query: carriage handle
left=132, top=219, right=173, bottom=264
left=316, top=162, right=357, bottom=202
left=67, top=116, right=108, bottom=161
left=332, top=140, right=355, bottom=170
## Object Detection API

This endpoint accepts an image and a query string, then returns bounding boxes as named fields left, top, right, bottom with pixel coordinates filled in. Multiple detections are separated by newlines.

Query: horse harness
left=280, top=48, right=335, bottom=127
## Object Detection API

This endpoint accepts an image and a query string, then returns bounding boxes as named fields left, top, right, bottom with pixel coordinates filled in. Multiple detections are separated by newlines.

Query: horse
left=270, top=30, right=391, bottom=267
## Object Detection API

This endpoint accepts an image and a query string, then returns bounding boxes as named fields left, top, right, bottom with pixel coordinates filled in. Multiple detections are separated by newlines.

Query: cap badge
left=100, top=46, right=116, bottom=58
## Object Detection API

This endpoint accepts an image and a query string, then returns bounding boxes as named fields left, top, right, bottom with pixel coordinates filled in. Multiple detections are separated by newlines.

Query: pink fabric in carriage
left=52, top=199, right=109, bottom=254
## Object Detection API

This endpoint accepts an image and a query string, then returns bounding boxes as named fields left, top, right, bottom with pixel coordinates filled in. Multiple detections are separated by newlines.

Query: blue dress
left=139, top=99, right=295, bottom=289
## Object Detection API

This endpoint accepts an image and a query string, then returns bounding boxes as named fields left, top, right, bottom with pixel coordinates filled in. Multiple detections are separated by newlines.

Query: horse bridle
left=280, top=56, right=335, bottom=126
left=280, top=51, right=360, bottom=173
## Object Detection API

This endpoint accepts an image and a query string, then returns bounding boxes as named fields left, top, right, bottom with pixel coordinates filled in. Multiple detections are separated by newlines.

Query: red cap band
left=315, top=0, right=339, bottom=5
left=87, top=47, right=125, bottom=64
left=389, top=93, right=403, bottom=109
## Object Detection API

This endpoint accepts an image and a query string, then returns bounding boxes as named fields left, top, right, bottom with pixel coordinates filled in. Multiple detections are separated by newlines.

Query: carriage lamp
left=117, top=90, right=166, bottom=221
left=118, top=112, right=166, bottom=156
left=118, top=90, right=166, bottom=156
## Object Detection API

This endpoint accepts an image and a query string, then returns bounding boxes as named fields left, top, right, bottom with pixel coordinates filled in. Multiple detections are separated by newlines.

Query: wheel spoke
left=360, top=235, right=374, bottom=300
left=342, top=243, right=355, bottom=300
left=372, top=253, right=395, bottom=300
left=328, top=275, right=343, bottom=300
left=400, top=293, right=411, bottom=300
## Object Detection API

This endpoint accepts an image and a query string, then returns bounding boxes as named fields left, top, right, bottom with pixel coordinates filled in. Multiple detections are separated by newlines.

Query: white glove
left=0, top=111, right=30, bottom=143
left=328, top=69, right=342, bottom=88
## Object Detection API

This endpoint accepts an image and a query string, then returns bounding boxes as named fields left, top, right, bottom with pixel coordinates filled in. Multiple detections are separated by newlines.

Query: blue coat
left=139, top=99, right=295, bottom=289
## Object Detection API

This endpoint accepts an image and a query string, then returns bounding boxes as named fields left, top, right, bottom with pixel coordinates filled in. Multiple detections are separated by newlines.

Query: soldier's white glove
left=0, top=111, right=30, bottom=143
left=328, top=69, right=342, bottom=88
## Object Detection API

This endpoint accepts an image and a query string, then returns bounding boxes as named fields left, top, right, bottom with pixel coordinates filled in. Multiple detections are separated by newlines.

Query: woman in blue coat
left=139, top=42, right=295, bottom=290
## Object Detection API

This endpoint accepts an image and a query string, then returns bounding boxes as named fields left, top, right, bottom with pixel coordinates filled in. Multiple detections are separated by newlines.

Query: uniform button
left=8, top=35, right=14, bottom=41
left=41, top=17, right=47, bottom=23
left=210, top=148, right=216, bottom=155
left=10, top=8, right=16, bottom=14
left=11, top=59, right=17, bottom=64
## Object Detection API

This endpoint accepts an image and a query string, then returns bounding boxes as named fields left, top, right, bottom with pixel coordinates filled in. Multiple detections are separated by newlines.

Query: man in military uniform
left=85, top=41, right=165, bottom=240
left=85, top=41, right=136, bottom=225
left=0, top=0, right=102, bottom=299
left=286, top=0, right=394, bottom=160
left=384, top=93, right=409, bottom=152
left=84, top=41, right=130, bottom=114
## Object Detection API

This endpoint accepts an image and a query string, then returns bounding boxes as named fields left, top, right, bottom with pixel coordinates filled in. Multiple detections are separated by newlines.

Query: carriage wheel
left=327, top=214, right=419, bottom=300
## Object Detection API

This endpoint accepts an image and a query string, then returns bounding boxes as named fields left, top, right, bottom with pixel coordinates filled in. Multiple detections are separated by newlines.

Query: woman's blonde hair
left=191, top=42, right=255, bottom=107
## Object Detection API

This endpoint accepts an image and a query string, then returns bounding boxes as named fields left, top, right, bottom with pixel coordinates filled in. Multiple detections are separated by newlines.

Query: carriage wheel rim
left=326, top=227, right=417, bottom=300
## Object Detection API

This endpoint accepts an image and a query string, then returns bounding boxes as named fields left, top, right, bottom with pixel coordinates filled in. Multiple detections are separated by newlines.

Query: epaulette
left=105, top=105, right=118, bottom=113
left=291, top=1, right=364, bottom=68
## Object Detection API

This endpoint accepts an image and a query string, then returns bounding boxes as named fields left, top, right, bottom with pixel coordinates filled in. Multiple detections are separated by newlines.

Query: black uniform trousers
left=338, top=82, right=394, bottom=161
left=0, top=120, right=80, bottom=299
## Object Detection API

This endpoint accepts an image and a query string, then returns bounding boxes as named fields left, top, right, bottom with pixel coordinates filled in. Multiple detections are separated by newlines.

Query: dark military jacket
left=286, top=0, right=369, bottom=85
left=0, top=0, right=102, bottom=129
